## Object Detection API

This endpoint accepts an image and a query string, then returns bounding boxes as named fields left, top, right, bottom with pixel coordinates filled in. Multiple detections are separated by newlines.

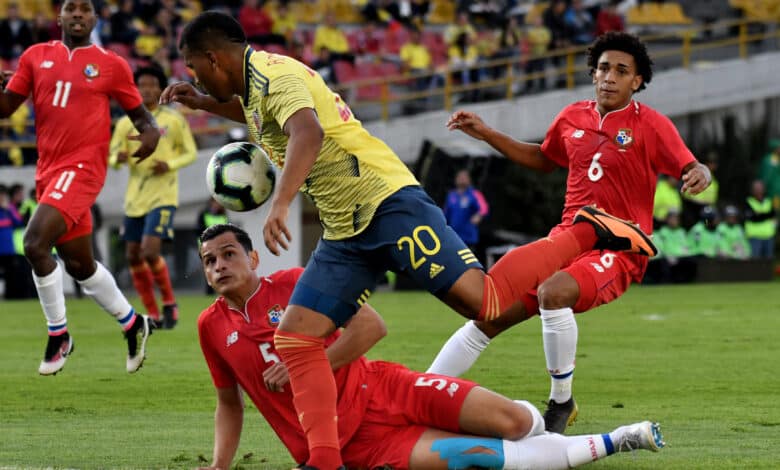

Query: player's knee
left=22, top=232, right=49, bottom=264
left=538, top=277, right=578, bottom=310
left=495, top=401, right=537, bottom=440
left=126, top=248, right=142, bottom=266
left=141, top=250, right=160, bottom=266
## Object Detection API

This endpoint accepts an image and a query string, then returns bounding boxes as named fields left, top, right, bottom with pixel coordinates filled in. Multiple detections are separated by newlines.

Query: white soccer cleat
left=125, top=314, right=152, bottom=373
left=613, top=421, right=665, bottom=453
left=39, top=333, right=74, bottom=376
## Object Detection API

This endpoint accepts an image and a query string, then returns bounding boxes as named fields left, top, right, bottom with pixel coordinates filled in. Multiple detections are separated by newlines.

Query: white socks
left=77, top=262, right=134, bottom=328
left=502, top=432, right=614, bottom=470
left=540, top=307, right=577, bottom=403
left=33, top=263, right=67, bottom=334
left=514, top=400, right=546, bottom=438
left=427, top=320, right=490, bottom=376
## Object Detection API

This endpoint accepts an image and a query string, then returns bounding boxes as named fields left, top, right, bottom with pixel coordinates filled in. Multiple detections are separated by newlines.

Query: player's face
left=59, top=0, right=97, bottom=43
left=182, top=47, right=235, bottom=103
left=200, top=232, right=259, bottom=296
left=593, top=50, right=643, bottom=113
left=137, top=75, right=162, bottom=108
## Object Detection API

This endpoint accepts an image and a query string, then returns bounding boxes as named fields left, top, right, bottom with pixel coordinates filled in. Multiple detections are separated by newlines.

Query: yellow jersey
left=109, top=106, right=197, bottom=217
left=240, top=47, right=419, bottom=240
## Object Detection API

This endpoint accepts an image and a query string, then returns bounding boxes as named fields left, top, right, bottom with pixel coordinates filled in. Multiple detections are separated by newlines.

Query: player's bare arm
left=125, top=105, right=161, bottom=160
left=159, top=82, right=246, bottom=123
left=0, top=82, right=26, bottom=118
left=202, top=384, right=244, bottom=470
left=263, top=107, right=324, bottom=256
left=680, top=161, right=711, bottom=195
left=447, top=110, right=555, bottom=172
left=263, top=304, right=388, bottom=391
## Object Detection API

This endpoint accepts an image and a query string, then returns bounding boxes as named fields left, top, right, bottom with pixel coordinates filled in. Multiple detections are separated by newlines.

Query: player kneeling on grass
left=196, top=223, right=665, bottom=470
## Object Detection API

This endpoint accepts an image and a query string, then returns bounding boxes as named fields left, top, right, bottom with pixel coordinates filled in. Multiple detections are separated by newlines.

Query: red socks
left=274, top=330, right=342, bottom=469
left=150, top=257, right=175, bottom=306
left=130, top=263, right=159, bottom=318
left=478, top=224, right=596, bottom=321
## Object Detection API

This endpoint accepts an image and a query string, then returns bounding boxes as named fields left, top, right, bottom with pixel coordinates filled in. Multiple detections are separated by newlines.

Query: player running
left=0, top=0, right=160, bottom=375
left=162, top=13, right=656, bottom=469
left=110, top=65, right=197, bottom=330
left=196, top=223, right=665, bottom=470
left=428, top=32, right=712, bottom=432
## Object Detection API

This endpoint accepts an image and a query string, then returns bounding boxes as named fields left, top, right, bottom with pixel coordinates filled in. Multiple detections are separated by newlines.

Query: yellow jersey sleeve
left=108, top=116, right=134, bottom=169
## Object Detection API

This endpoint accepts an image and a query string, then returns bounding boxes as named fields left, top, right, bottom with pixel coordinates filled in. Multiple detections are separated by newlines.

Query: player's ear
left=205, top=50, right=219, bottom=70
left=632, top=75, right=643, bottom=92
left=249, top=250, right=259, bottom=270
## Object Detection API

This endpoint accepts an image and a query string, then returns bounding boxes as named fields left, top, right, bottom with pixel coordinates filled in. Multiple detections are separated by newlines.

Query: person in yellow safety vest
left=745, top=180, right=777, bottom=259
left=653, top=175, right=682, bottom=229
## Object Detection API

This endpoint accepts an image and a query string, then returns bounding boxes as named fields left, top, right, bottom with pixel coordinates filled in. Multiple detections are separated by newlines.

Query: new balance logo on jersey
left=226, top=331, right=238, bottom=347
left=40, top=61, right=54, bottom=68
left=429, top=263, right=445, bottom=279
left=572, top=129, right=585, bottom=138
left=49, top=191, right=63, bottom=200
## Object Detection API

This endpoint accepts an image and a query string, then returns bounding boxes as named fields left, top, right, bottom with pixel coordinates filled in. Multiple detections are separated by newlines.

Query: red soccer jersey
left=197, top=268, right=371, bottom=465
left=6, top=41, right=142, bottom=182
left=542, top=99, right=696, bottom=235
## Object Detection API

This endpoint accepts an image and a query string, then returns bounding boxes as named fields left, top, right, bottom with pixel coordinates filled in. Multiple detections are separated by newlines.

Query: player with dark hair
left=110, top=64, right=197, bottom=329
left=196, top=223, right=665, bottom=470
left=430, top=31, right=711, bottom=432
left=162, top=13, right=656, bottom=469
left=0, top=0, right=160, bottom=375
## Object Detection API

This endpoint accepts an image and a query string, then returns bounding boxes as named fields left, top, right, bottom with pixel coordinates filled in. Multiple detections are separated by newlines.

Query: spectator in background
left=682, top=154, right=719, bottom=228
left=0, top=183, right=26, bottom=299
left=0, top=2, right=33, bottom=60
left=31, top=13, right=54, bottom=45
left=400, top=27, right=443, bottom=111
left=543, top=0, right=570, bottom=88
left=524, top=15, right=551, bottom=92
left=745, top=179, right=776, bottom=259
left=564, top=0, right=595, bottom=45
left=717, top=205, right=750, bottom=259
left=19, top=187, right=37, bottom=225
left=111, top=0, right=140, bottom=46
left=449, top=32, right=483, bottom=102
left=9, top=184, right=36, bottom=298
left=197, top=197, right=228, bottom=295
left=595, top=0, right=625, bottom=37
left=653, top=175, right=682, bottom=229
left=239, top=0, right=276, bottom=46
left=689, top=205, right=720, bottom=257
left=314, top=11, right=355, bottom=63
left=354, top=20, right=384, bottom=59
left=646, top=209, right=696, bottom=283
left=134, top=21, right=164, bottom=59
left=93, top=3, right=114, bottom=46
left=443, top=169, right=489, bottom=256
left=758, top=138, right=780, bottom=210
left=271, top=1, right=299, bottom=49
left=445, top=11, right=477, bottom=45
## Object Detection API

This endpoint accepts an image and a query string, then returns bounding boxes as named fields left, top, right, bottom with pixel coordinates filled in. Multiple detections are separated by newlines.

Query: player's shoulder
left=251, top=49, right=307, bottom=80
left=635, top=101, right=675, bottom=128
left=17, top=41, right=57, bottom=60
left=265, top=267, right=304, bottom=287
left=197, top=297, right=226, bottom=329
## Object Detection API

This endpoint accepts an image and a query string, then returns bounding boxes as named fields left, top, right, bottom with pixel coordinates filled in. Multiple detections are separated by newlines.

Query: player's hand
left=128, top=127, right=160, bottom=161
left=446, top=110, right=490, bottom=141
left=160, top=81, right=211, bottom=110
left=262, top=362, right=289, bottom=392
left=152, top=160, right=169, bottom=175
left=263, top=200, right=292, bottom=256
left=681, top=162, right=711, bottom=195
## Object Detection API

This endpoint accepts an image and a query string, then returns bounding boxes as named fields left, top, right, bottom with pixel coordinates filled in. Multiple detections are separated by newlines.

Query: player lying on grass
left=195, top=223, right=665, bottom=470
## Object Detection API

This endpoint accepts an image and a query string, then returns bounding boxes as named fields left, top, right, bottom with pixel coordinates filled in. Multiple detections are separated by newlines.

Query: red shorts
left=37, top=165, right=103, bottom=244
left=522, top=250, right=642, bottom=315
left=342, top=361, right=477, bottom=469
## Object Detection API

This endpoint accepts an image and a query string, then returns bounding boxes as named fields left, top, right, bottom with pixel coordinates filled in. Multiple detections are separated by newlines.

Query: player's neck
left=223, top=277, right=262, bottom=310
left=62, top=36, right=91, bottom=49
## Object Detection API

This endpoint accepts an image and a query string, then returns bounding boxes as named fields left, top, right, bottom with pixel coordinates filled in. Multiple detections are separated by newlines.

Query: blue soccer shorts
left=290, top=185, right=483, bottom=327
left=122, top=205, right=176, bottom=243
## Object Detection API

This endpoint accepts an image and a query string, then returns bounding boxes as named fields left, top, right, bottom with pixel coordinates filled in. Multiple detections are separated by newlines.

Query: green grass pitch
left=1, top=282, right=779, bottom=469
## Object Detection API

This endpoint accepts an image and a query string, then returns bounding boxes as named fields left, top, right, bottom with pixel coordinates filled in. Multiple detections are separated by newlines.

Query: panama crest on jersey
left=83, top=63, right=99, bottom=78
left=267, top=304, right=284, bottom=326
left=615, top=128, right=633, bottom=148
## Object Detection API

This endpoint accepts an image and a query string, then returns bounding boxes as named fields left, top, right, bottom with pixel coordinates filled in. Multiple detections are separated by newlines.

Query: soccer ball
left=206, top=142, right=276, bottom=212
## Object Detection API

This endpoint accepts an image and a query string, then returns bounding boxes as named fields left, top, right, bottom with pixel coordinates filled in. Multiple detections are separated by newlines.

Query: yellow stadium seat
left=428, top=0, right=456, bottom=24
left=660, top=3, right=693, bottom=24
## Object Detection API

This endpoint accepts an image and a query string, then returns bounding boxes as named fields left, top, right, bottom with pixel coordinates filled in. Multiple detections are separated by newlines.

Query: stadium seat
left=659, top=3, right=693, bottom=24
left=428, top=0, right=456, bottom=24
left=333, top=60, right=358, bottom=84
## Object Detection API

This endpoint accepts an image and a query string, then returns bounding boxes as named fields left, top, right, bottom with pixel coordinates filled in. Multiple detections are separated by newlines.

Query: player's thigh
left=371, top=186, right=483, bottom=297
left=55, top=234, right=96, bottom=279
left=563, top=251, right=634, bottom=312
left=37, top=167, right=101, bottom=245
left=141, top=206, right=176, bottom=241
left=342, top=422, right=428, bottom=470
left=369, top=362, right=477, bottom=431
left=290, top=238, right=384, bottom=328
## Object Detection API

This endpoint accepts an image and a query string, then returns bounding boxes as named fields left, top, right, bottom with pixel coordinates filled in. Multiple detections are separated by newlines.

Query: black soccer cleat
left=573, top=205, right=657, bottom=256
left=543, top=398, right=579, bottom=434
left=162, top=303, right=179, bottom=330
left=125, top=314, right=153, bottom=373
left=38, top=332, right=75, bottom=375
